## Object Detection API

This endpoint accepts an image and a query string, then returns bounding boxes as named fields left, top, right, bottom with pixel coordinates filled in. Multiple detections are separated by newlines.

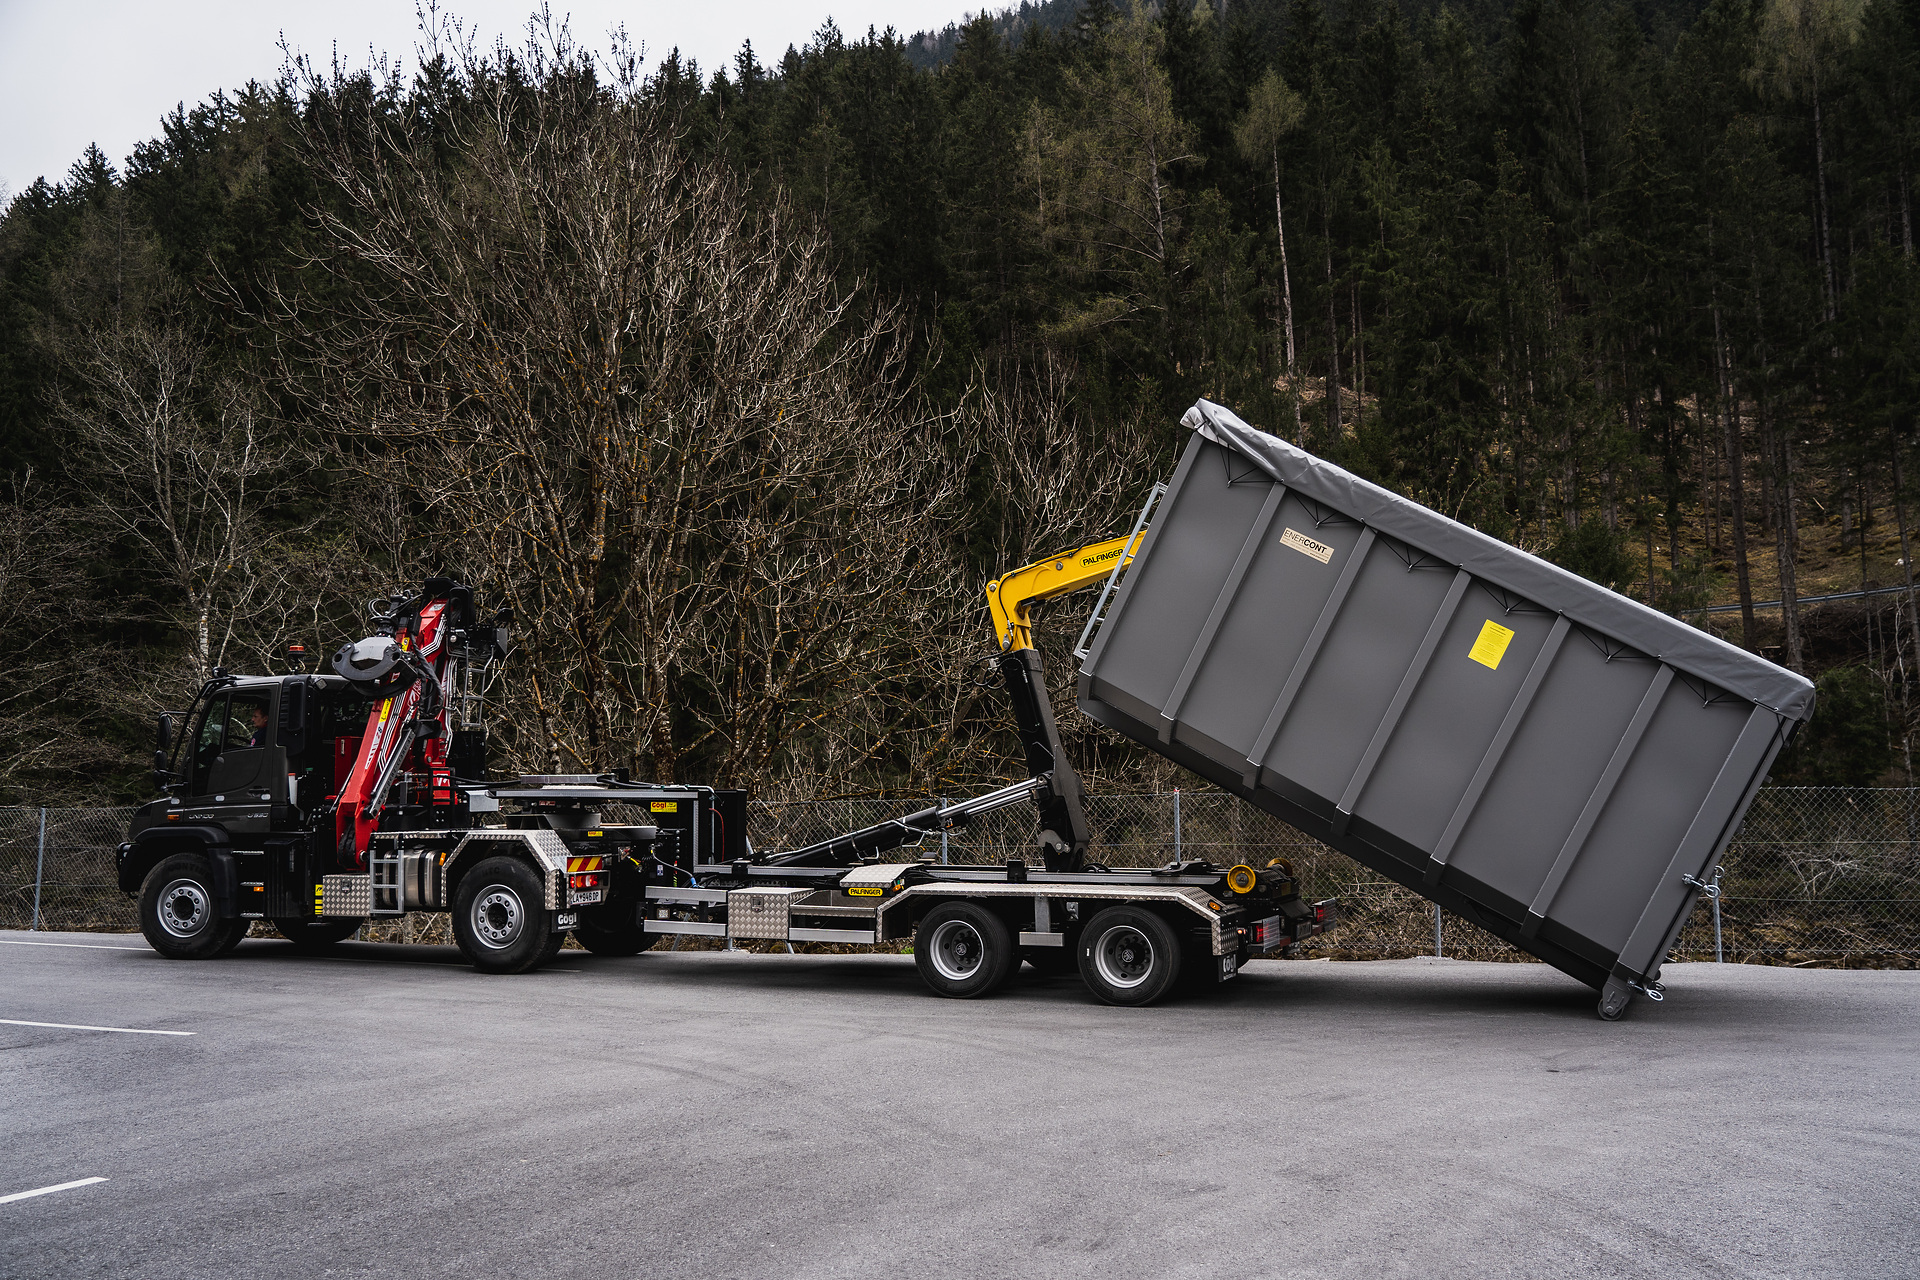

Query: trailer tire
left=139, top=852, right=229, bottom=960
left=914, top=901, right=1015, bottom=998
left=452, top=856, right=550, bottom=973
left=274, top=917, right=363, bottom=952
left=215, top=919, right=252, bottom=955
left=1079, top=906, right=1182, bottom=1006
left=572, top=906, right=656, bottom=956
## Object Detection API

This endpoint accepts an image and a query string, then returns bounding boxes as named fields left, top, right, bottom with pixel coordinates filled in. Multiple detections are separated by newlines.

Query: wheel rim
left=928, top=918, right=986, bottom=982
left=471, top=885, right=525, bottom=949
left=157, top=878, right=211, bottom=939
left=1093, top=924, right=1155, bottom=990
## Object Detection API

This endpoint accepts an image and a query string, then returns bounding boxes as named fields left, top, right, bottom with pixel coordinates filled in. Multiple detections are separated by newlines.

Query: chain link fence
left=6, top=789, right=1918, bottom=966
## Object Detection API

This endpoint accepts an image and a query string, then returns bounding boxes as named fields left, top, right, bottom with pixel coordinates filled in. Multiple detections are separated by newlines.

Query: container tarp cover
left=1076, top=400, right=1815, bottom=1006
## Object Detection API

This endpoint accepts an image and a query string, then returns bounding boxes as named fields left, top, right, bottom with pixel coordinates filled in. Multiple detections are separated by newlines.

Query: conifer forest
left=0, top=0, right=1916, bottom=802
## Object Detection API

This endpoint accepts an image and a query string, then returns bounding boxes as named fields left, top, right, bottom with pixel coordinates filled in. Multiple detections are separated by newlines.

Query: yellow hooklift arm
left=986, top=532, right=1145, bottom=653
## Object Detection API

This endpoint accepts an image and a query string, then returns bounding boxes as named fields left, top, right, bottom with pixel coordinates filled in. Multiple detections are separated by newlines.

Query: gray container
left=1077, top=401, right=1815, bottom=1016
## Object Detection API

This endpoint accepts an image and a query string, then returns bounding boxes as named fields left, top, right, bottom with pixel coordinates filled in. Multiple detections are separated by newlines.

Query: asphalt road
left=2, top=930, right=1915, bottom=1280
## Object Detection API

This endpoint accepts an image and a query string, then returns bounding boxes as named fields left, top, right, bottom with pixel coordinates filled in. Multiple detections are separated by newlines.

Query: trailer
left=1073, top=401, right=1815, bottom=1017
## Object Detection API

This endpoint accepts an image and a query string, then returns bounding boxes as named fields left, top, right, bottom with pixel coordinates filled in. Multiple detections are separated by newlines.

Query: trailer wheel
left=914, top=902, right=1015, bottom=998
left=1079, top=906, right=1182, bottom=1006
left=572, top=905, right=657, bottom=956
left=273, top=917, right=364, bottom=952
left=138, top=852, right=229, bottom=960
left=215, top=920, right=252, bottom=955
left=452, top=856, right=551, bottom=973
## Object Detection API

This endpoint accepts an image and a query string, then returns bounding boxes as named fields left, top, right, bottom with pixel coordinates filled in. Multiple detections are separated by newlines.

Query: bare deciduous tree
left=252, top=20, right=964, bottom=787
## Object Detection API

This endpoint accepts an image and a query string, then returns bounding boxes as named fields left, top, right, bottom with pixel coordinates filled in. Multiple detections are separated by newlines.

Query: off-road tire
left=452, top=856, right=553, bottom=974
left=273, top=917, right=364, bottom=952
left=572, top=904, right=656, bottom=956
left=1078, top=905, right=1183, bottom=1007
left=914, top=901, right=1016, bottom=998
left=139, top=852, right=229, bottom=960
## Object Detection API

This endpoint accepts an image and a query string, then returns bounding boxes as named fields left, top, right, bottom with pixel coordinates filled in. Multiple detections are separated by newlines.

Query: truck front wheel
left=1078, top=906, right=1182, bottom=1006
left=139, top=852, right=229, bottom=960
left=452, top=856, right=556, bottom=974
left=914, top=901, right=1015, bottom=998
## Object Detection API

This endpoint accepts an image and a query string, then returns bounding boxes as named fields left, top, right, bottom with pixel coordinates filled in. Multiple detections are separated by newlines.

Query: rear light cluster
left=569, top=872, right=604, bottom=891
left=567, top=854, right=606, bottom=892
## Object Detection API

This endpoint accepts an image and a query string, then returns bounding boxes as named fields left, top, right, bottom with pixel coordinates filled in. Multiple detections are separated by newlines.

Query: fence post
left=1172, top=788, right=1182, bottom=863
left=1434, top=903, right=1443, bottom=957
left=1712, top=865, right=1724, bottom=963
left=30, top=807, right=48, bottom=931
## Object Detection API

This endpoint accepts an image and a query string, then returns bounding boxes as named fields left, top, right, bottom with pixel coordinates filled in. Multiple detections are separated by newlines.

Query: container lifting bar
left=757, top=777, right=1046, bottom=867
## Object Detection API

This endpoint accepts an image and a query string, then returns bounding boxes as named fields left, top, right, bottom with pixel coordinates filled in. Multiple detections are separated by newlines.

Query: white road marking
left=0, top=1177, right=108, bottom=1205
left=0, top=940, right=146, bottom=951
left=0, top=1019, right=193, bottom=1036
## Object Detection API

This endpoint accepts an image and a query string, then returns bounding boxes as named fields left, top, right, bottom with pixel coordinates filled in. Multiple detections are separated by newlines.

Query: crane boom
left=983, top=530, right=1147, bottom=871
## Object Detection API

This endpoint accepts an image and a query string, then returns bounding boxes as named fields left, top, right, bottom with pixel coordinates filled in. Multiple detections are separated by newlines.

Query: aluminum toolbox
left=1077, top=401, right=1816, bottom=1014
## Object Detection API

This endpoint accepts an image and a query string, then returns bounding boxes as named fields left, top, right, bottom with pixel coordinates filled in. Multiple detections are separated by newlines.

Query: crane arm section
left=982, top=530, right=1146, bottom=872
left=987, top=532, right=1144, bottom=654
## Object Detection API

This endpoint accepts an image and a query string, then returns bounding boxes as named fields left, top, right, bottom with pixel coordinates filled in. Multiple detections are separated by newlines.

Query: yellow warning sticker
left=651, top=801, right=678, bottom=813
left=1279, top=527, right=1336, bottom=564
left=1469, top=620, right=1516, bottom=670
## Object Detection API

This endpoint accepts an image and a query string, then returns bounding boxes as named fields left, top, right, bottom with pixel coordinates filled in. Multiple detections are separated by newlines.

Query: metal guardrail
left=7, top=789, right=1917, bottom=963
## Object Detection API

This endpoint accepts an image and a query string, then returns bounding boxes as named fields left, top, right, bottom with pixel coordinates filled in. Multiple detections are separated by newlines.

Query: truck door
left=207, top=691, right=272, bottom=797
left=183, top=690, right=275, bottom=846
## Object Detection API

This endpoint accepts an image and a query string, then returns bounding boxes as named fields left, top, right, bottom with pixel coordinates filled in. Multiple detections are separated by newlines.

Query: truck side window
left=228, top=694, right=272, bottom=750
left=189, top=693, right=230, bottom=796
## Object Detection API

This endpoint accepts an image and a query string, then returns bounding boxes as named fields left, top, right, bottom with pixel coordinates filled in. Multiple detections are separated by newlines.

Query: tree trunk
left=1893, top=437, right=1919, bottom=700
left=1765, top=398, right=1803, bottom=671
left=1901, top=153, right=1914, bottom=259
left=1324, top=229, right=1341, bottom=441
left=1812, top=73, right=1838, bottom=323
left=1272, top=151, right=1301, bottom=442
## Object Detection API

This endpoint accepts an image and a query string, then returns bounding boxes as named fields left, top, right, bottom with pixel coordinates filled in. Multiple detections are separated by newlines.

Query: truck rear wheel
left=273, top=917, right=363, bottom=952
left=572, top=905, right=656, bottom=956
left=914, top=901, right=1015, bottom=998
left=1078, top=906, right=1182, bottom=1006
left=139, top=852, right=229, bottom=960
left=452, top=856, right=555, bottom=974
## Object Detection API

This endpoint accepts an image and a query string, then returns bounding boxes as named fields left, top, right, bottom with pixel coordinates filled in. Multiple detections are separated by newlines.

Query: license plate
left=568, top=890, right=603, bottom=906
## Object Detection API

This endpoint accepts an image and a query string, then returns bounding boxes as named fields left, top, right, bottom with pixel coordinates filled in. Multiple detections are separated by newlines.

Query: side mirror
left=152, top=714, right=175, bottom=789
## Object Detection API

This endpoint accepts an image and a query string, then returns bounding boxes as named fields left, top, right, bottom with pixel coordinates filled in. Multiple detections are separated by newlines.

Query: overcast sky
left=0, top=0, right=965, bottom=197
